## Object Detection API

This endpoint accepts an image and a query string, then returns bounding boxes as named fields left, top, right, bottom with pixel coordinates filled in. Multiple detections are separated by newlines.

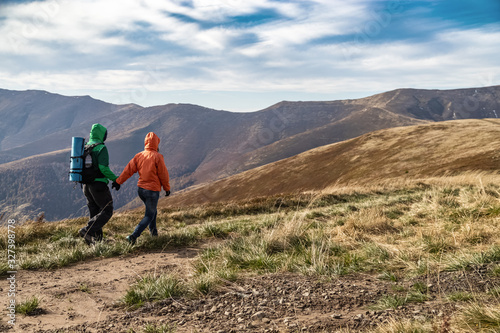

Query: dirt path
left=3, top=249, right=498, bottom=332
left=2, top=246, right=200, bottom=333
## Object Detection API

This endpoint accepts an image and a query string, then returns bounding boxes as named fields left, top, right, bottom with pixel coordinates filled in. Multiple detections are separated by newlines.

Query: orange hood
left=116, top=131, right=170, bottom=192
left=144, top=132, right=160, bottom=151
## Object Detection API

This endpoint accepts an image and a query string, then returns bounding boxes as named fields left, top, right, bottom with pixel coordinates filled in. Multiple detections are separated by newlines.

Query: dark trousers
left=131, top=187, right=159, bottom=239
left=82, top=181, right=113, bottom=239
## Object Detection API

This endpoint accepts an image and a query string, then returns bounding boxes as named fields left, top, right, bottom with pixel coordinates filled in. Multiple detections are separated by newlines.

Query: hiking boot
left=126, top=235, right=136, bottom=245
left=94, top=230, right=103, bottom=242
left=79, top=228, right=94, bottom=245
left=151, top=230, right=158, bottom=237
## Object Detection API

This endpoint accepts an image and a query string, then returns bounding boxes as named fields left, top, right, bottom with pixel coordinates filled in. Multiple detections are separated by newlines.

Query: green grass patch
left=143, top=323, right=176, bottom=333
left=122, top=274, right=186, bottom=308
left=306, top=211, right=327, bottom=220
left=447, top=291, right=474, bottom=302
left=15, top=296, right=40, bottom=315
left=371, top=291, right=428, bottom=310
left=201, top=223, right=230, bottom=238
left=412, top=282, right=428, bottom=294
left=422, top=235, right=455, bottom=254
left=191, top=274, right=217, bottom=295
left=445, top=246, right=500, bottom=271
left=377, top=271, right=399, bottom=282
left=371, top=294, right=407, bottom=310
left=385, top=209, right=405, bottom=220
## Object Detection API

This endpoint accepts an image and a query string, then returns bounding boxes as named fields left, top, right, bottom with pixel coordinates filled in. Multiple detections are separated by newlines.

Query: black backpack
left=80, top=143, right=105, bottom=184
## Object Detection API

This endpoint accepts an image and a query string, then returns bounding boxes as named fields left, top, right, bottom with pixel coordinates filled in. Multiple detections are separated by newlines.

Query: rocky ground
left=14, top=267, right=499, bottom=332
left=2, top=245, right=498, bottom=333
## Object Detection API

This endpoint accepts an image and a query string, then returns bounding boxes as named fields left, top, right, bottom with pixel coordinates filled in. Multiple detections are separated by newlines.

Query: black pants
left=82, top=181, right=113, bottom=238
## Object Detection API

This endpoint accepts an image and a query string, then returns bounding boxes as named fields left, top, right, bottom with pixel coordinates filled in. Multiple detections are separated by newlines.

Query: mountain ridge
left=1, top=85, right=499, bottom=220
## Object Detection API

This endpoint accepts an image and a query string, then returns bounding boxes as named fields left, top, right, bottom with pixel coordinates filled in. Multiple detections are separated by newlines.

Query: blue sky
left=0, top=0, right=499, bottom=111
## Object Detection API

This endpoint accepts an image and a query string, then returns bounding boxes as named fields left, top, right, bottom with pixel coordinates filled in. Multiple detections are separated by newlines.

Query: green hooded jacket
left=86, top=123, right=118, bottom=184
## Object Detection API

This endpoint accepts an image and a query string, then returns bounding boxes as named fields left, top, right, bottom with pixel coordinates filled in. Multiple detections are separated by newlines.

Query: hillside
left=1, top=86, right=499, bottom=220
left=3, top=173, right=500, bottom=332
left=162, top=119, right=500, bottom=208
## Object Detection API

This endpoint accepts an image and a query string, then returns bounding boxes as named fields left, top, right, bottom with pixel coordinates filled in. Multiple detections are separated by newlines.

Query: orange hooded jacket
left=116, top=132, right=170, bottom=192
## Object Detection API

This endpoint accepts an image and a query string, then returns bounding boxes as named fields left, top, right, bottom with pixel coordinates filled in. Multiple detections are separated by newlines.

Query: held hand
left=112, top=181, right=121, bottom=191
left=165, top=190, right=170, bottom=197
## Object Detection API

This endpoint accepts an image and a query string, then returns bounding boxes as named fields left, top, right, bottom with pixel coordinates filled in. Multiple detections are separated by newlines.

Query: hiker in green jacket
left=78, top=123, right=121, bottom=245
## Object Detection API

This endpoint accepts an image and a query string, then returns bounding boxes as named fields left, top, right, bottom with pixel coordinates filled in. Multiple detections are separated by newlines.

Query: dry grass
left=162, top=119, right=500, bottom=209
left=2, top=171, right=500, bottom=331
left=182, top=172, right=500, bottom=332
left=455, top=302, right=500, bottom=331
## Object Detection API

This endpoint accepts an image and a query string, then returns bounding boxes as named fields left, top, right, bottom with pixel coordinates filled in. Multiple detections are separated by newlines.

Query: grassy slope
left=162, top=119, right=500, bottom=208
left=3, top=175, right=500, bottom=331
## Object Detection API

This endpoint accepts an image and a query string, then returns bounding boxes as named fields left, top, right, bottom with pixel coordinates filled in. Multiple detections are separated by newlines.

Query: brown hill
left=1, top=86, right=500, bottom=220
left=162, top=119, right=500, bottom=208
left=182, top=85, right=500, bottom=182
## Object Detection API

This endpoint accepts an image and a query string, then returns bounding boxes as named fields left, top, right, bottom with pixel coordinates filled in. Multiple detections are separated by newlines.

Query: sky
left=0, top=0, right=499, bottom=112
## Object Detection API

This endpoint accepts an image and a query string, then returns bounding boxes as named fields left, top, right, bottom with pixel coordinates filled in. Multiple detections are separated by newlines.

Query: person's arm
left=97, top=146, right=118, bottom=181
left=116, top=156, right=138, bottom=185
left=157, top=154, right=170, bottom=192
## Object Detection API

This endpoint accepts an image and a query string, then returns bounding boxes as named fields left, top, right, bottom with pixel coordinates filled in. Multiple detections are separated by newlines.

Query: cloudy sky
left=0, top=0, right=499, bottom=111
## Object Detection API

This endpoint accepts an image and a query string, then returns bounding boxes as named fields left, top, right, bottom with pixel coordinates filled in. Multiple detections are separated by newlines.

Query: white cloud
left=0, top=0, right=369, bottom=55
left=0, top=0, right=498, bottom=111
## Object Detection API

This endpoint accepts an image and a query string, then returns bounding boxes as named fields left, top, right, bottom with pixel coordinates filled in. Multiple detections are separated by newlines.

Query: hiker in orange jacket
left=116, top=132, right=170, bottom=244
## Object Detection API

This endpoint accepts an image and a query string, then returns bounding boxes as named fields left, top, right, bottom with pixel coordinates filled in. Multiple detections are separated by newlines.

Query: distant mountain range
left=1, top=86, right=499, bottom=221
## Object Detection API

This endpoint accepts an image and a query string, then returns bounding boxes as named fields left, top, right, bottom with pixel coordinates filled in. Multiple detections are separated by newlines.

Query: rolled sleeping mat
left=69, top=137, right=85, bottom=182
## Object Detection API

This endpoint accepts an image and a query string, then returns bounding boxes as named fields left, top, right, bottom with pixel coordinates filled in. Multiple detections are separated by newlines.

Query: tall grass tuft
left=456, top=303, right=500, bottom=331
left=122, top=274, right=186, bottom=308
left=445, top=246, right=500, bottom=271
left=15, top=296, right=40, bottom=315
left=371, top=291, right=428, bottom=310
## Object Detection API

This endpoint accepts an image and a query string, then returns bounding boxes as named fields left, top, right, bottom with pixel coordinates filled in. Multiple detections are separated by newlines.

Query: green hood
left=88, top=123, right=107, bottom=144
left=85, top=123, right=118, bottom=183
